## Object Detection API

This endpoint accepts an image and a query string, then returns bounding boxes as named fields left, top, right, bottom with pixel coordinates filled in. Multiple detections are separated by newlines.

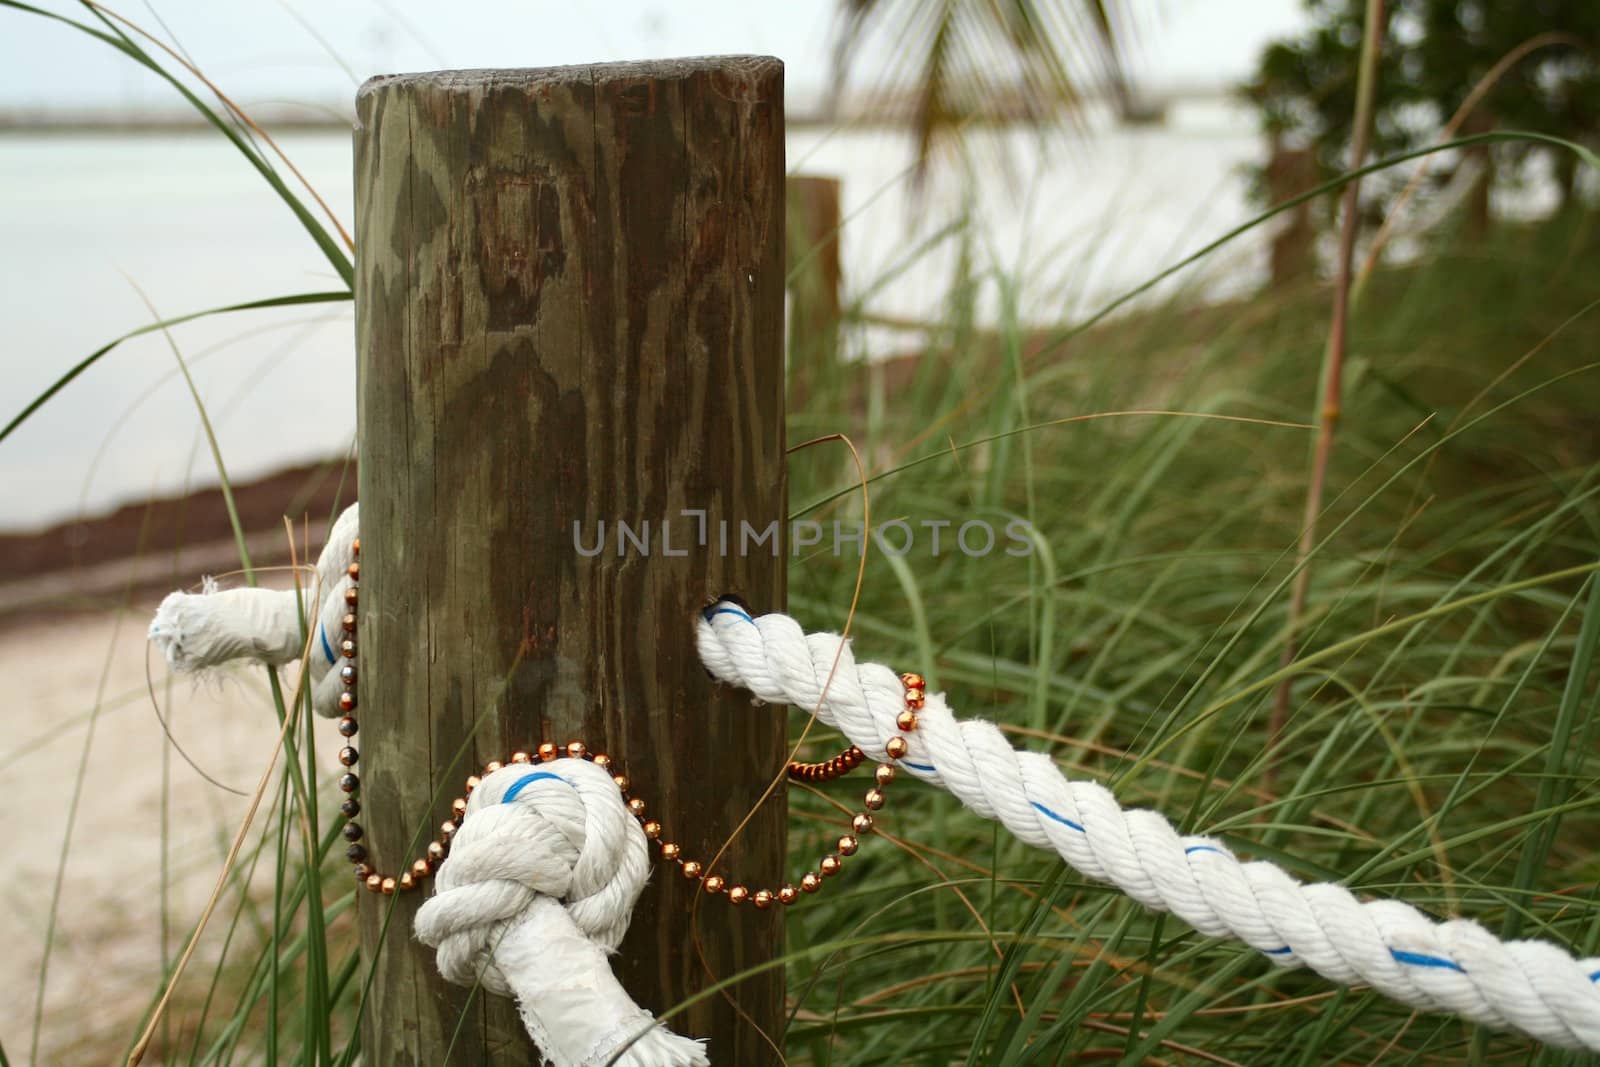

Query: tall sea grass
left=5, top=4, right=1600, bottom=1064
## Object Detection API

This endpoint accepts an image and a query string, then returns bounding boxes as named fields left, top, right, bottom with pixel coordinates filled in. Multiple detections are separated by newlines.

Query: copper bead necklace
left=336, top=538, right=925, bottom=905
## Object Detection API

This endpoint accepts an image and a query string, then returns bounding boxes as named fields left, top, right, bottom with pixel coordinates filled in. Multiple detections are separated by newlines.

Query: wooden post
left=354, top=58, right=787, bottom=1065
left=1265, top=134, right=1317, bottom=288
left=784, top=175, right=842, bottom=406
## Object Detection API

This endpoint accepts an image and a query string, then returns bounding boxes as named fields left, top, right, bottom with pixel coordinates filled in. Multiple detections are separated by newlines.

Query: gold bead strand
left=635, top=745, right=902, bottom=908
left=336, top=657, right=932, bottom=907
left=790, top=669, right=925, bottom=894
left=786, top=744, right=865, bottom=783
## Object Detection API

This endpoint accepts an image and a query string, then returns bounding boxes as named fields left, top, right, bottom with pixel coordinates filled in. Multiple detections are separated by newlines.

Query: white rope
left=148, top=511, right=1600, bottom=1055
left=415, top=759, right=708, bottom=1067
left=695, top=598, right=1600, bottom=1052
left=148, top=505, right=707, bottom=1066
left=148, top=503, right=359, bottom=718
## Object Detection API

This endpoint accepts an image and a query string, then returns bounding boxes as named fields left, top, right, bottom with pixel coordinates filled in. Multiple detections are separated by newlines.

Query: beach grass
left=779, top=211, right=1600, bottom=1065
left=6, top=5, right=1600, bottom=1064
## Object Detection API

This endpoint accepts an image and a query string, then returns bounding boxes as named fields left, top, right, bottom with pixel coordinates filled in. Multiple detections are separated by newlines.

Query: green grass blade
left=0, top=291, right=352, bottom=445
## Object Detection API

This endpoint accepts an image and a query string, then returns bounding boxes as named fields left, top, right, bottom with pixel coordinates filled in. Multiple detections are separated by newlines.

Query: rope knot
left=416, top=758, right=648, bottom=994
left=415, top=760, right=704, bottom=1066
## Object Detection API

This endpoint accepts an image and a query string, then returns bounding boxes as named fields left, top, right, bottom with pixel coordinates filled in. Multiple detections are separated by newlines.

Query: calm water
left=1, top=107, right=1275, bottom=532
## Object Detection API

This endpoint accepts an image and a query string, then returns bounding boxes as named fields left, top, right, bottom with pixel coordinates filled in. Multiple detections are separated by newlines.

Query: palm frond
left=830, top=0, right=1131, bottom=177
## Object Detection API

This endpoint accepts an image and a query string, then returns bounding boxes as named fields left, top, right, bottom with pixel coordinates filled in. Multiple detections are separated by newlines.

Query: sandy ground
left=1, top=587, right=345, bottom=1065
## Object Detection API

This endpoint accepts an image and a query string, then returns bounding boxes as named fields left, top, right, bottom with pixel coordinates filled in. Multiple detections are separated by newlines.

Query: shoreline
left=0, top=457, right=356, bottom=628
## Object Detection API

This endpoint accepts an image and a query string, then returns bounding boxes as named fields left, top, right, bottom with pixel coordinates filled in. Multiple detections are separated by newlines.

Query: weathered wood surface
left=354, top=57, right=787, bottom=1065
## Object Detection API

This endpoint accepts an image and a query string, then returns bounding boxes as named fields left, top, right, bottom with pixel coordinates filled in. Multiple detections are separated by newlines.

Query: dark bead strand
left=342, top=539, right=376, bottom=886
left=340, top=537, right=441, bottom=895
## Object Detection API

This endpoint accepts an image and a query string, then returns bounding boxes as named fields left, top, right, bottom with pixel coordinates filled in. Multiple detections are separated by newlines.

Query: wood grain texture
left=354, top=56, right=786, bottom=1065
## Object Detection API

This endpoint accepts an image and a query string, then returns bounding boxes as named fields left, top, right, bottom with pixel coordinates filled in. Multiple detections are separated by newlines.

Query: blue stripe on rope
left=705, top=605, right=755, bottom=625
left=1390, top=949, right=1465, bottom=973
left=1024, top=820, right=1481, bottom=973
left=319, top=623, right=336, bottom=665
left=705, top=604, right=1511, bottom=980
left=1030, top=800, right=1086, bottom=834
left=502, top=772, right=569, bottom=804
left=1182, top=846, right=1294, bottom=954
left=703, top=605, right=940, bottom=777
left=1030, top=803, right=1303, bottom=955
left=697, top=606, right=1533, bottom=980
left=1183, top=854, right=1475, bottom=971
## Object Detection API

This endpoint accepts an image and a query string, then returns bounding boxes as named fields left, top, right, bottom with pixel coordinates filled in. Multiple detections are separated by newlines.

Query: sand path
left=2, top=586, right=347, bottom=1064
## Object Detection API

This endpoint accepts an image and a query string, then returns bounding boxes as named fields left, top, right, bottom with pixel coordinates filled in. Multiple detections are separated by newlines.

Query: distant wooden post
left=354, top=58, right=787, bottom=1065
left=785, top=175, right=842, bottom=405
left=1265, top=134, right=1317, bottom=287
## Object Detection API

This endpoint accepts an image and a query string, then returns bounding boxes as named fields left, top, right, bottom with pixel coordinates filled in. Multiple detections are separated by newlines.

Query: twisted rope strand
left=151, top=507, right=705, bottom=1065
left=148, top=502, right=360, bottom=719
left=695, top=600, right=1600, bottom=1051
left=415, top=759, right=706, bottom=1067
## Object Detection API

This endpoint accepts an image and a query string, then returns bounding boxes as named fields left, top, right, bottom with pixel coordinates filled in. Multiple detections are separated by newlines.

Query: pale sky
left=0, top=0, right=1310, bottom=115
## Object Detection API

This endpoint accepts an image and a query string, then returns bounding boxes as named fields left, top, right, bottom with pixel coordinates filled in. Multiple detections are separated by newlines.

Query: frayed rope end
left=148, top=582, right=306, bottom=672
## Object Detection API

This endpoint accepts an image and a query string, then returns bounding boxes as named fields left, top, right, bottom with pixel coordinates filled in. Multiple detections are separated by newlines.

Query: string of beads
left=337, top=538, right=482, bottom=894
left=644, top=670, right=926, bottom=906
left=784, top=671, right=924, bottom=782
left=333, top=538, right=384, bottom=888
left=336, top=537, right=929, bottom=902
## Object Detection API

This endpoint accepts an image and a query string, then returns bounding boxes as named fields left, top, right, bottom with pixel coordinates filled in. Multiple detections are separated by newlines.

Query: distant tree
left=1244, top=0, right=1600, bottom=251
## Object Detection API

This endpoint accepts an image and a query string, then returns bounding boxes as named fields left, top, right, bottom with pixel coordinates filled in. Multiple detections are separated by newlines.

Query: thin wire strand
left=126, top=538, right=318, bottom=1064
left=142, top=641, right=249, bottom=796
left=83, top=0, right=354, bottom=252
left=687, top=431, right=874, bottom=1064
